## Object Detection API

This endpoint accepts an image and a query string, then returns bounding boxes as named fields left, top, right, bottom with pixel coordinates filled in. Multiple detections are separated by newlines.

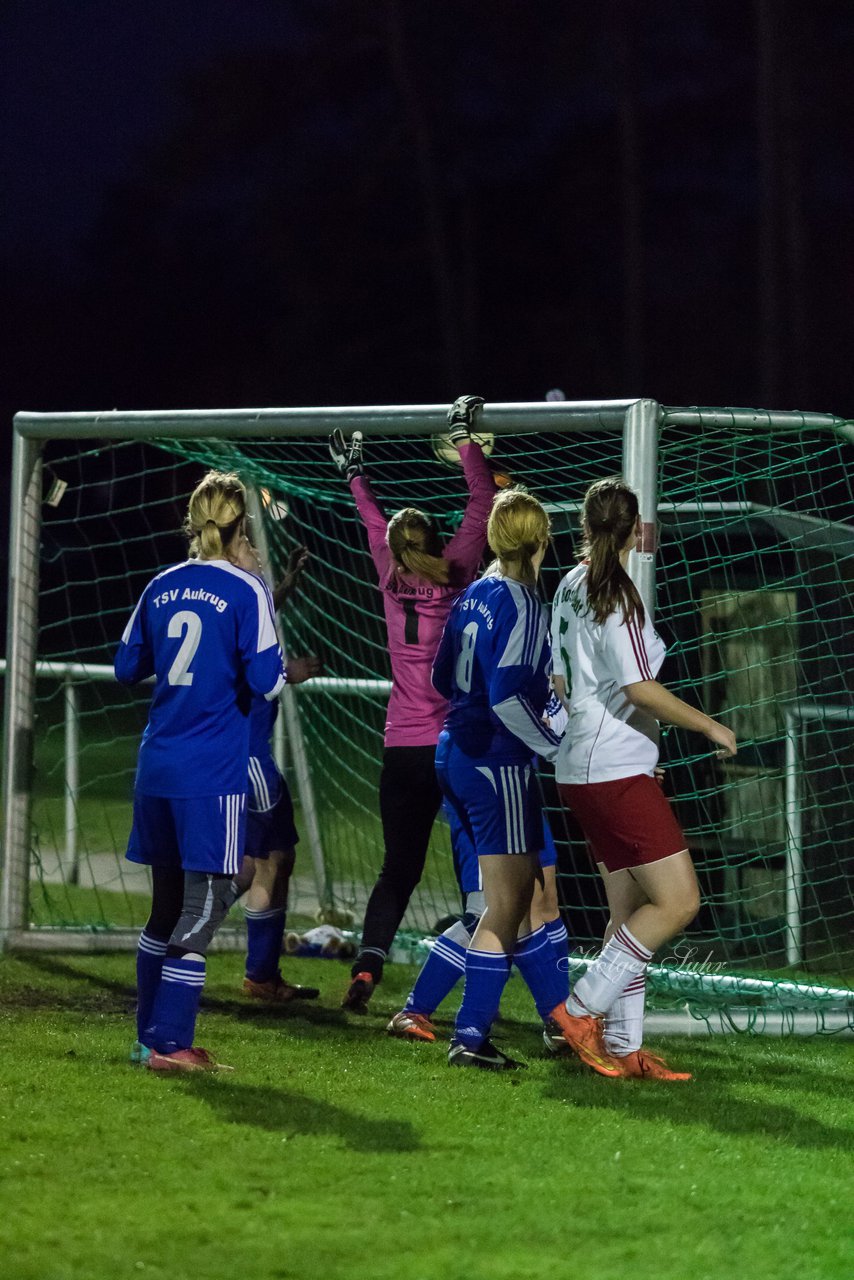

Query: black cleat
left=542, top=1017, right=573, bottom=1056
left=342, top=971, right=375, bottom=1013
left=448, top=1038, right=527, bottom=1072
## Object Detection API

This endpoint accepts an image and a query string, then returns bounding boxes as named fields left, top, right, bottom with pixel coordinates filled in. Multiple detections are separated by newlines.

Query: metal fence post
left=64, top=674, right=80, bottom=884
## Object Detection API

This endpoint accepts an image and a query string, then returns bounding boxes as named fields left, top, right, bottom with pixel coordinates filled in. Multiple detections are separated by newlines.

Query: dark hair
left=580, top=477, right=645, bottom=627
left=386, top=508, right=449, bottom=586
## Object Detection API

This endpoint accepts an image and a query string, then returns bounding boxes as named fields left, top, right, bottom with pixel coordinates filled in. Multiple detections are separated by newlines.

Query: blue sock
left=513, top=926, right=568, bottom=1021
left=244, top=907, right=286, bottom=983
left=136, top=930, right=168, bottom=1041
left=544, top=916, right=570, bottom=1003
left=454, top=948, right=511, bottom=1050
left=143, top=956, right=206, bottom=1054
left=404, top=934, right=467, bottom=1016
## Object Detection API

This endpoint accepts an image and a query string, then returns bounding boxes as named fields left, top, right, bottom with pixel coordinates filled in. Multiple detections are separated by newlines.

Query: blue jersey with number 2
left=432, top=574, right=560, bottom=764
left=115, top=559, right=286, bottom=798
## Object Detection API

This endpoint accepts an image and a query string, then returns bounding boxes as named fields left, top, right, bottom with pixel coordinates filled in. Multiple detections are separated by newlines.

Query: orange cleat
left=243, top=973, right=320, bottom=1003
left=386, top=1010, right=437, bottom=1042
left=547, top=1003, right=623, bottom=1078
left=146, top=1046, right=234, bottom=1073
left=617, top=1049, right=692, bottom=1082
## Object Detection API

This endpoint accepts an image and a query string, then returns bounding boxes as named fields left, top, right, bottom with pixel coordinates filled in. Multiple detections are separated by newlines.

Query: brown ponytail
left=580, top=477, right=645, bottom=627
left=386, top=508, right=449, bottom=586
left=185, top=471, right=247, bottom=561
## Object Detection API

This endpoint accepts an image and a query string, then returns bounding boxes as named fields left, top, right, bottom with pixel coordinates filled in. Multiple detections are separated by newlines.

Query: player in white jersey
left=550, top=477, right=736, bottom=1080
left=116, top=471, right=288, bottom=1073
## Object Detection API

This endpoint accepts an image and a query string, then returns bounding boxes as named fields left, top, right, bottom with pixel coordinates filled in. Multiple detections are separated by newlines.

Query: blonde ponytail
left=486, top=489, right=550, bottom=587
left=185, top=471, right=247, bottom=561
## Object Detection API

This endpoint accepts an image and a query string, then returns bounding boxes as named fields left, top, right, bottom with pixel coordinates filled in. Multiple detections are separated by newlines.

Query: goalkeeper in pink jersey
left=329, top=396, right=497, bottom=1011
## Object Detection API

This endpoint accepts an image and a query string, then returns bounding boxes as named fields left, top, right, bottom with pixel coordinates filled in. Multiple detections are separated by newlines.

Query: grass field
left=1, top=951, right=852, bottom=1280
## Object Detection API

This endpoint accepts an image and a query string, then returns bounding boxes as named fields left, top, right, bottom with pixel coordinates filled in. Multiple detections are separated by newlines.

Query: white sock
left=567, top=924, right=652, bottom=1017
left=603, top=973, right=646, bottom=1055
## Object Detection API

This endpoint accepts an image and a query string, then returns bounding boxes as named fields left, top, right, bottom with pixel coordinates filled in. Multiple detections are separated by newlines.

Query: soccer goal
left=3, top=399, right=853, bottom=1030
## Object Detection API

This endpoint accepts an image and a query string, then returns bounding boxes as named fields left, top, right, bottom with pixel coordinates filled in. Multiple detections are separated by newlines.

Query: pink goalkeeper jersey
left=350, top=443, right=496, bottom=748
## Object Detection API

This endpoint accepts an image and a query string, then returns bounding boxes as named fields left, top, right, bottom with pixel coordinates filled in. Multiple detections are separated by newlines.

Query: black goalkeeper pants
left=353, top=745, right=443, bottom=982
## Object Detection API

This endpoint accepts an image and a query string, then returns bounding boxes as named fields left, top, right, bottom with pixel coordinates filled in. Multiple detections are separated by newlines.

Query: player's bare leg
left=600, top=856, right=693, bottom=1079
left=561, top=853, right=697, bottom=1080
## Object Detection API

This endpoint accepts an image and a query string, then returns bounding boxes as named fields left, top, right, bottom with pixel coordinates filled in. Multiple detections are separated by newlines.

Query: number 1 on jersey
left=167, top=610, right=202, bottom=686
left=455, top=620, right=479, bottom=692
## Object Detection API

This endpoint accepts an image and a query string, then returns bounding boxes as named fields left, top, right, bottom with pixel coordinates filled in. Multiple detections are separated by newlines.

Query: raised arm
left=329, top=429, right=391, bottom=577
left=443, top=396, right=497, bottom=575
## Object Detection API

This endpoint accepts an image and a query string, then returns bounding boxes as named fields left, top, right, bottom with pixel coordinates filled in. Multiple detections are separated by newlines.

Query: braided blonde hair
left=184, top=471, right=247, bottom=561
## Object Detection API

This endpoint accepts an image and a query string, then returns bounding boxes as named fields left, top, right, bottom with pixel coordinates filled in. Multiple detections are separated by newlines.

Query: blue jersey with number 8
left=432, top=573, right=560, bottom=763
left=115, top=559, right=286, bottom=798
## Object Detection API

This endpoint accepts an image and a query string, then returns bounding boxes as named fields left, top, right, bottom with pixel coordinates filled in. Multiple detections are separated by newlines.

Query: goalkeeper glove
left=329, top=429, right=364, bottom=482
left=446, top=395, right=485, bottom=445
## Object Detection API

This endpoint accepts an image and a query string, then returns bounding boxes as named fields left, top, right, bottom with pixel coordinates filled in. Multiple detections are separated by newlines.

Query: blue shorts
left=245, top=781, right=299, bottom=860
left=436, top=740, right=545, bottom=861
left=126, top=792, right=247, bottom=876
left=445, top=800, right=556, bottom=893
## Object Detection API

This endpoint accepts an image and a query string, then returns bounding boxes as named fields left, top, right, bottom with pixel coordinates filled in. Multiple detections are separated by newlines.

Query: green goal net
left=3, top=403, right=853, bottom=1031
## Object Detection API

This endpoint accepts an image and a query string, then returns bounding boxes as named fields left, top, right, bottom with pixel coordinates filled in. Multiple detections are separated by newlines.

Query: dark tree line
left=3, top=1, right=854, bottom=453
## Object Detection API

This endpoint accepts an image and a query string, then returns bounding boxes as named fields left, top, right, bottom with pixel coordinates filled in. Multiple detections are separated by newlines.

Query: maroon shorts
left=558, top=774, right=687, bottom=873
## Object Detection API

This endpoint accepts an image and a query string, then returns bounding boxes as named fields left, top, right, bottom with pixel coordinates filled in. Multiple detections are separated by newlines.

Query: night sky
left=3, top=1, right=854, bottom=532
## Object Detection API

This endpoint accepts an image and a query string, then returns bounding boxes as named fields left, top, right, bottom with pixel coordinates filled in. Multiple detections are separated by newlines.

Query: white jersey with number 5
left=551, top=562, right=665, bottom=784
left=115, top=559, right=286, bottom=798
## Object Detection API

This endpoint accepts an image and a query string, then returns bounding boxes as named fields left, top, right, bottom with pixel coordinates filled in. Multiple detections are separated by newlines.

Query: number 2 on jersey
left=455, top=620, right=479, bottom=692
left=167, top=610, right=202, bottom=686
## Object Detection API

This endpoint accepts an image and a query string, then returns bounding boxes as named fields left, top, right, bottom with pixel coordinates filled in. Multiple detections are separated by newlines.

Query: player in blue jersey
left=116, top=471, right=290, bottom=1073
left=234, top=538, right=323, bottom=1003
left=432, top=488, right=580, bottom=1071
left=387, top=805, right=570, bottom=1045
left=387, top=703, right=571, bottom=1047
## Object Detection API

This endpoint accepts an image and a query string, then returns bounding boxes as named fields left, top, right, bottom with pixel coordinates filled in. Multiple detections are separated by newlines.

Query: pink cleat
left=387, top=1010, right=437, bottom=1042
left=146, top=1046, right=234, bottom=1073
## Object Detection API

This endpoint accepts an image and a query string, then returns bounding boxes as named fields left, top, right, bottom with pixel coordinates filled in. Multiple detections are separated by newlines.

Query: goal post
left=1, top=432, right=42, bottom=946
left=1, top=397, right=648, bottom=944
left=3, top=398, right=853, bottom=1031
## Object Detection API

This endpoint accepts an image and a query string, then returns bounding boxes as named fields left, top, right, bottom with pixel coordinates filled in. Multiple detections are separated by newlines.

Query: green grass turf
left=0, top=952, right=852, bottom=1280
